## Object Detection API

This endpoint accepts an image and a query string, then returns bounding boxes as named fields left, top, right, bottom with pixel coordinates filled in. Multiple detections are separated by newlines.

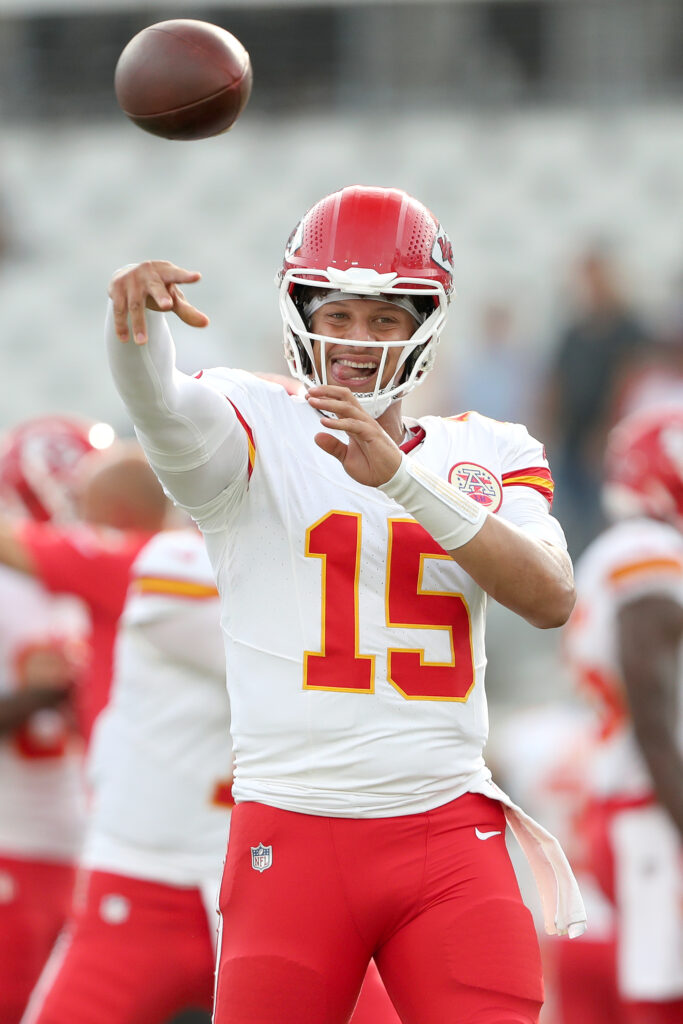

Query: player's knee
left=215, top=955, right=331, bottom=1024
left=447, top=897, right=544, bottom=1008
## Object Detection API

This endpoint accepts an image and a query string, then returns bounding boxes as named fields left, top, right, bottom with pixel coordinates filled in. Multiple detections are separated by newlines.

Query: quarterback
left=106, top=185, right=585, bottom=1024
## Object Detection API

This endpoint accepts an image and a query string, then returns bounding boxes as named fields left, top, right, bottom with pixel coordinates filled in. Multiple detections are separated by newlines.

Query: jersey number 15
left=303, top=512, right=475, bottom=702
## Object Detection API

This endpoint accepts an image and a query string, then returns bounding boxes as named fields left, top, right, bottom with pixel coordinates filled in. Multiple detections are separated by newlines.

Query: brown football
left=114, top=20, right=252, bottom=141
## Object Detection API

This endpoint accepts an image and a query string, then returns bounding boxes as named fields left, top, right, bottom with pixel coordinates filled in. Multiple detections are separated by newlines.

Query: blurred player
left=19, top=526, right=230, bottom=1024
left=0, top=417, right=96, bottom=1023
left=106, top=185, right=585, bottom=1024
left=0, top=433, right=170, bottom=744
left=564, top=405, right=683, bottom=1023
left=489, top=703, right=620, bottom=1024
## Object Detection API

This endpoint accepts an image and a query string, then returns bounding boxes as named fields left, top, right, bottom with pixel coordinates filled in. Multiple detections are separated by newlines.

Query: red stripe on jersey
left=501, top=466, right=555, bottom=507
left=193, top=370, right=204, bottom=379
left=399, top=426, right=426, bottom=454
left=226, top=398, right=256, bottom=479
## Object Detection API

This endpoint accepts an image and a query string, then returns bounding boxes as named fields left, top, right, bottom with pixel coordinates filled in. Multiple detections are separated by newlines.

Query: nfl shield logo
left=250, top=842, right=273, bottom=873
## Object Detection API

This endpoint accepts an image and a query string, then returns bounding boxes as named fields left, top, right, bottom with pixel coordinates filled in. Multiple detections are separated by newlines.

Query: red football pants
left=20, top=869, right=216, bottom=1024
left=0, top=854, right=75, bottom=1024
left=546, top=933, right=622, bottom=1024
left=216, top=793, right=544, bottom=1024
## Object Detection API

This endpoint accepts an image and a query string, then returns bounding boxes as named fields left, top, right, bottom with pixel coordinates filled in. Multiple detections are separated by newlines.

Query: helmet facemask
left=279, top=267, right=448, bottom=419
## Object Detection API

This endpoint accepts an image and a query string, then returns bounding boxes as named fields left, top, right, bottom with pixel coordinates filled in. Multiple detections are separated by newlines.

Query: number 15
left=303, top=512, right=475, bottom=702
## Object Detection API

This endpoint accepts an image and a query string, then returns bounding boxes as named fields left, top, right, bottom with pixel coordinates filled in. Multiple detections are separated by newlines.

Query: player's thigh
left=377, top=895, right=542, bottom=1024
left=0, top=856, right=74, bottom=1024
left=215, top=802, right=370, bottom=1024
left=376, top=797, right=543, bottom=1024
left=21, top=870, right=215, bottom=1024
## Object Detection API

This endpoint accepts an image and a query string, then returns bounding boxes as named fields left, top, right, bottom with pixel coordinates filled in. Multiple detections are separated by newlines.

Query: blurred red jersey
left=18, top=521, right=154, bottom=743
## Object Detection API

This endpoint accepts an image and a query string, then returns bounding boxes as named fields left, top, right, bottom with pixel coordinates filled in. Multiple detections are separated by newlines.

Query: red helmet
left=0, top=415, right=115, bottom=522
left=603, top=406, right=683, bottom=529
left=277, top=185, right=454, bottom=417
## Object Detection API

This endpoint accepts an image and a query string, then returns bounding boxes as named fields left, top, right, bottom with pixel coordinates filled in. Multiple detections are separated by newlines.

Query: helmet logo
left=432, top=227, right=454, bottom=271
left=448, top=462, right=502, bottom=511
left=284, top=219, right=304, bottom=259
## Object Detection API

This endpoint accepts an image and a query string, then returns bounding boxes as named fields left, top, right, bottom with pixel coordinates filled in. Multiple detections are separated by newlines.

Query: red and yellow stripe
left=131, top=576, right=219, bottom=600
left=502, top=466, right=555, bottom=507
left=226, top=397, right=256, bottom=479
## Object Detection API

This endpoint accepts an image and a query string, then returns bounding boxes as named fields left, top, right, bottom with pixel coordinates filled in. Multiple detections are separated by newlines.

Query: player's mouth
left=328, top=356, right=381, bottom=388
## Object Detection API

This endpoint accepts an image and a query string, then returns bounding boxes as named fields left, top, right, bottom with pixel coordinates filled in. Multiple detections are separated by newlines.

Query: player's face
left=310, top=299, right=417, bottom=392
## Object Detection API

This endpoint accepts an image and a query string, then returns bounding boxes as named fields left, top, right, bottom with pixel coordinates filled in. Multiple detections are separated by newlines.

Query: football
left=114, top=19, right=252, bottom=141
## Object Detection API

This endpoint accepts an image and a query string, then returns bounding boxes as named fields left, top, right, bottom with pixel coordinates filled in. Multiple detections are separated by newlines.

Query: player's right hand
left=19, top=643, right=79, bottom=697
left=109, top=260, right=210, bottom=345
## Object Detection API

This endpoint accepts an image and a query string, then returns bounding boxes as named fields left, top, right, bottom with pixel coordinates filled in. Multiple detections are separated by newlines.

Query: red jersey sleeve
left=18, top=522, right=153, bottom=616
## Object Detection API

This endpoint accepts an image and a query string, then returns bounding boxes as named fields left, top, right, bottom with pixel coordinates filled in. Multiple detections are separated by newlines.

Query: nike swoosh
left=475, top=827, right=502, bottom=840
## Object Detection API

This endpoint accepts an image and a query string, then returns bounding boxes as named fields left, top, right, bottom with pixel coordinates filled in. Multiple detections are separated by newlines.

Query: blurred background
left=0, top=0, right=682, bottom=980
left=1, top=0, right=681, bottom=703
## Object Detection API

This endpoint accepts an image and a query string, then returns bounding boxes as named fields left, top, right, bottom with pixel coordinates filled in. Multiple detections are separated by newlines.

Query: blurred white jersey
left=564, top=516, right=683, bottom=800
left=565, top=518, right=683, bottom=1000
left=82, top=528, right=232, bottom=888
left=0, top=565, right=87, bottom=861
left=187, top=373, right=565, bottom=818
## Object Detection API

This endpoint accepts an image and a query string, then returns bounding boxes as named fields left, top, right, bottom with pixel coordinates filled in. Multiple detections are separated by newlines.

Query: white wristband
left=379, top=455, right=488, bottom=550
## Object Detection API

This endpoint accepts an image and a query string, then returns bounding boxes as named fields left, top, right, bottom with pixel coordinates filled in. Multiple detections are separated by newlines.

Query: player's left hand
left=305, top=386, right=402, bottom=487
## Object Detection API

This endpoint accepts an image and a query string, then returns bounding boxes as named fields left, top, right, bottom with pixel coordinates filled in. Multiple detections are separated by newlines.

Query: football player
left=0, top=417, right=95, bottom=1023
left=563, top=405, right=683, bottom=1023
left=106, top=185, right=585, bottom=1024
left=19, top=527, right=230, bottom=1024
left=0, top=433, right=170, bottom=744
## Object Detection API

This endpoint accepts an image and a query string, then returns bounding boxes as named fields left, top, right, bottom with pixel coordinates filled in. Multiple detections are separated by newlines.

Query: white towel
left=472, top=776, right=588, bottom=938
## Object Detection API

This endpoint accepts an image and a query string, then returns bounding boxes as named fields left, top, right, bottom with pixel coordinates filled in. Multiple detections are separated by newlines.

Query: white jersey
left=82, top=528, right=232, bottom=888
left=0, top=565, right=88, bottom=861
left=564, top=516, right=683, bottom=800
left=106, top=312, right=586, bottom=936
left=182, top=371, right=564, bottom=817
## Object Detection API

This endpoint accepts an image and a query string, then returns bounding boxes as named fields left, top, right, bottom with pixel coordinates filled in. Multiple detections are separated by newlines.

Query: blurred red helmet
left=278, top=185, right=454, bottom=417
left=603, top=406, right=683, bottom=529
left=0, top=415, right=115, bottom=522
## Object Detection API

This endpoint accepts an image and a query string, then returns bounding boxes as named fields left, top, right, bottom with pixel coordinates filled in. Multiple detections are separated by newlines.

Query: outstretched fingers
left=108, top=260, right=208, bottom=344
